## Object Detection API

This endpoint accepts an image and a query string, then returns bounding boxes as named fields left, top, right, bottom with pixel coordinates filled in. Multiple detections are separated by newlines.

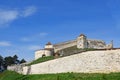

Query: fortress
left=8, top=34, right=120, bottom=75
left=35, top=34, right=113, bottom=59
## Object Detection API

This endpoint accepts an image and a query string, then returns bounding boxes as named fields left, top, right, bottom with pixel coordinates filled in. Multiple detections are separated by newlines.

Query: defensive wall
left=7, top=49, right=120, bottom=75
left=21, top=49, right=120, bottom=74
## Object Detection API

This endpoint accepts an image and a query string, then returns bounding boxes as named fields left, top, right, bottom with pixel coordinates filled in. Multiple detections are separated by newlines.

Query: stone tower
left=45, top=42, right=53, bottom=49
left=77, top=34, right=87, bottom=49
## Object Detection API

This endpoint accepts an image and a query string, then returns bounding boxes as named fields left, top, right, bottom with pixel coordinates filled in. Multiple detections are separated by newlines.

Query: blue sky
left=0, top=0, right=120, bottom=61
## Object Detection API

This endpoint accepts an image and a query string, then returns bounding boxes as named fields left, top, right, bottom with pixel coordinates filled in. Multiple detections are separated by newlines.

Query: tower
left=77, top=34, right=87, bottom=49
left=45, top=42, right=54, bottom=49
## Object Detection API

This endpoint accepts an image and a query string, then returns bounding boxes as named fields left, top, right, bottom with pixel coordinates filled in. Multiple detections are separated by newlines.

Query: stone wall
left=23, top=49, right=120, bottom=74
left=87, top=39, right=106, bottom=49
left=7, top=64, right=26, bottom=74
left=54, top=40, right=77, bottom=52
left=35, top=50, right=52, bottom=60
left=53, top=38, right=109, bottom=53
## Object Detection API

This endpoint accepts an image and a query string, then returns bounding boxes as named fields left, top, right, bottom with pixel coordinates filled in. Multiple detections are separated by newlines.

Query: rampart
left=22, top=49, right=120, bottom=74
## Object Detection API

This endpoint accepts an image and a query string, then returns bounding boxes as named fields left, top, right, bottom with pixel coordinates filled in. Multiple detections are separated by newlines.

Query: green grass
left=1, top=71, right=120, bottom=80
left=27, top=56, right=55, bottom=66
left=27, top=47, right=96, bottom=66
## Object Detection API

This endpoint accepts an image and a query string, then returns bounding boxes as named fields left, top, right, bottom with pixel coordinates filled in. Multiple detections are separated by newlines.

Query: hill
left=0, top=70, right=120, bottom=80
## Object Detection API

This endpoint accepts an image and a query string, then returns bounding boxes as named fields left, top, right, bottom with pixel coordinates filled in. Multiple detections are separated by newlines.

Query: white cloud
left=0, top=10, right=19, bottom=26
left=22, top=6, right=37, bottom=17
left=39, top=32, right=48, bottom=36
left=0, top=41, right=11, bottom=47
left=28, top=45, right=41, bottom=50
left=21, top=37, right=30, bottom=42
left=0, top=6, right=37, bottom=27
left=21, top=32, right=48, bottom=42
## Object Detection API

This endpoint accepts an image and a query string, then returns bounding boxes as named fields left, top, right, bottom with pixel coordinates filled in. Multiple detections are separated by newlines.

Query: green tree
left=0, top=55, right=4, bottom=71
left=0, top=55, right=4, bottom=65
left=4, top=56, right=14, bottom=69
left=13, top=55, right=19, bottom=64
left=20, top=59, right=26, bottom=64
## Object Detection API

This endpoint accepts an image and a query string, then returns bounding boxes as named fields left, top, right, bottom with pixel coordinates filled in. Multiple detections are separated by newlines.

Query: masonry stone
left=22, top=49, right=120, bottom=74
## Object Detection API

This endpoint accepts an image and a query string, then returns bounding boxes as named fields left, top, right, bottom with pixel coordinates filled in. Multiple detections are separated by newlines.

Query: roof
left=79, top=34, right=86, bottom=37
left=46, top=42, right=52, bottom=45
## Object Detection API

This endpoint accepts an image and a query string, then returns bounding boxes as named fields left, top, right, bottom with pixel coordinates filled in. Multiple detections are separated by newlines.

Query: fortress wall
left=53, top=40, right=77, bottom=52
left=23, top=49, right=120, bottom=74
left=7, top=64, right=26, bottom=74
left=35, top=50, right=52, bottom=60
left=87, top=39, right=106, bottom=49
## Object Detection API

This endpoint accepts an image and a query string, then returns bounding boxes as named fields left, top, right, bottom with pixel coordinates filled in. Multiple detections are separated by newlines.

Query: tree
left=20, top=59, right=26, bottom=64
left=4, top=56, right=14, bottom=69
left=0, top=55, right=26, bottom=71
left=0, top=55, right=4, bottom=71
left=0, top=55, right=3, bottom=65
left=13, top=55, right=19, bottom=64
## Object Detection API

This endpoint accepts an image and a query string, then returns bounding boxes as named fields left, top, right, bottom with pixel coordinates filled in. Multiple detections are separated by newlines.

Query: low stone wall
left=23, top=49, right=120, bottom=74
left=7, top=64, right=26, bottom=74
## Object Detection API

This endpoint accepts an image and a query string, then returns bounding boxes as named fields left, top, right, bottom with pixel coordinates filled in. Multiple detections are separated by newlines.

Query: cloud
left=21, top=32, right=48, bottom=42
left=39, top=32, right=48, bottom=36
left=0, top=41, right=11, bottom=47
left=0, top=6, right=37, bottom=27
left=22, top=6, right=37, bottom=17
left=21, top=37, right=30, bottom=42
left=0, top=10, right=19, bottom=26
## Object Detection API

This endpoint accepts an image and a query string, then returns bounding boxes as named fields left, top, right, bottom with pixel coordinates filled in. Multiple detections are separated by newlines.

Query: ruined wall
left=87, top=39, right=106, bottom=49
left=23, top=49, right=120, bottom=74
left=54, top=40, right=77, bottom=52
left=53, top=38, right=108, bottom=53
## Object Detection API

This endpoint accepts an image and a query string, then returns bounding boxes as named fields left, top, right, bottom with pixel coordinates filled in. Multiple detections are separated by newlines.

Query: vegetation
left=1, top=70, right=120, bottom=80
left=26, top=47, right=96, bottom=66
left=27, top=56, right=55, bottom=66
left=0, top=55, right=26, bottom=72
left=83, top=48, right=96, bottom=51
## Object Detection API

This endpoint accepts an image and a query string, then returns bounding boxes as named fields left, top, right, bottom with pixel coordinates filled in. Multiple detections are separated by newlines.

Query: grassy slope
left=1, top=71, right=120, bottom=80
left=27, top=47, right=96, bottom=66
left=27, top=56, right=55, bottom=66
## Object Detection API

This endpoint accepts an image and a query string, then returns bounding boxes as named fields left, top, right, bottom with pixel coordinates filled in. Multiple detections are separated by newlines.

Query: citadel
left=8, top=34, right=120, bottom=75
left=35, top=34, right=113, bottom=59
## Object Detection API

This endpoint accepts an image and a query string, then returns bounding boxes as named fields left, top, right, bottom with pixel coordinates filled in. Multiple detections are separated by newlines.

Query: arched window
left=42, top=54, right=46, bottom=57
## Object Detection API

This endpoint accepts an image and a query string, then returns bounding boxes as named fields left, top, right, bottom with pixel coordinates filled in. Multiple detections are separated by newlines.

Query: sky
left=0, top=0, right=120, bottom=61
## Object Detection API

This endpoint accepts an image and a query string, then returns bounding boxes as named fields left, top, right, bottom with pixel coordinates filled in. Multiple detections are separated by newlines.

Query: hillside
left=1, top=70, right=120, bottom=80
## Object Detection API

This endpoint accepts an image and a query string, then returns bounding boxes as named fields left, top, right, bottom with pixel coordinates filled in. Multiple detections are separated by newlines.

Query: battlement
left=88, top=39, right=105, bottom=43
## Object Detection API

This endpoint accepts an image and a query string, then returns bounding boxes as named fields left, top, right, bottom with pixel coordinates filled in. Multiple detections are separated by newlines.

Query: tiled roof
left=46, top=42, right=52, bottom=45
left=79, top=34, right=86, bottom=37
